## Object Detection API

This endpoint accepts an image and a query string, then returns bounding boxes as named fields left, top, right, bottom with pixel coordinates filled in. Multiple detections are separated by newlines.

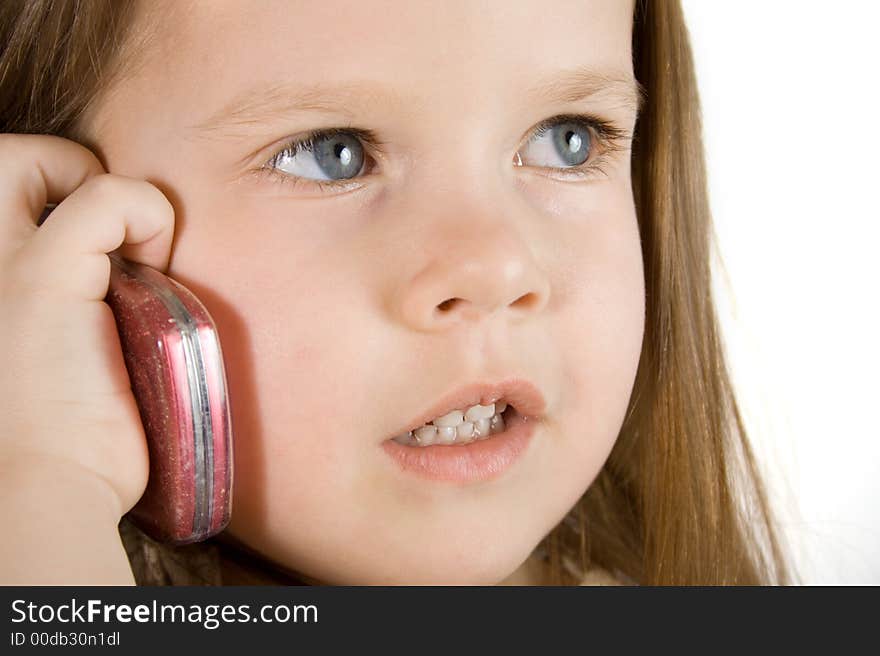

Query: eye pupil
left=337, top=144, right=352, bottom=166
left=313, top=133, right=364, bottom=180
left=551, top=122, right=590, bottom=166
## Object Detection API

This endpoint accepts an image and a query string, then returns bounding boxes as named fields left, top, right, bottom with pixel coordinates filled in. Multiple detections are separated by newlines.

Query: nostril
left=511, top=292, right=541, bottom=310
left=435, top=292, right=541, bottom=315
left=436, top=298, right=461, bottom=313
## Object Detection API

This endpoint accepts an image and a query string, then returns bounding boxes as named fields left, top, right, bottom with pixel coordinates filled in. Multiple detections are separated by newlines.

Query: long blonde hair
left=0, top=0, right=792, bottom=585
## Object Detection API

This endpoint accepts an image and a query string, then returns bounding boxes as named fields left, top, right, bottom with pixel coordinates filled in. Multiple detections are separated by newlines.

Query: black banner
left=0, top=586, right=873, bottom=652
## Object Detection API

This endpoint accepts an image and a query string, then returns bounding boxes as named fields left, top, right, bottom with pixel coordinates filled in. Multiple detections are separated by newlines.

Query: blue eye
left=513, top=113, right=633, bottom=181
left=259, top=114, right=631, bottom=193
left=519, top=119, right=592, bottom=168
left=266, top=129, right=369, bottom=188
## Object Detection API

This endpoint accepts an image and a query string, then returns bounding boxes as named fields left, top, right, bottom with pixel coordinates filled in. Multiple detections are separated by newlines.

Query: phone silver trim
left=110, top=254, right=215, bottom=540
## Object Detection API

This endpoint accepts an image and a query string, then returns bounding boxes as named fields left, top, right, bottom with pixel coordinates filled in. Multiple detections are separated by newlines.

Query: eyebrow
left=527, top=66, right=645, bottom=114
left=189, top=65, right=645, bottom=136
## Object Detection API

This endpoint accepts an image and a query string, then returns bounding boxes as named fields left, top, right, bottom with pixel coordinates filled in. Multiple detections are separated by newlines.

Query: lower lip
left=380, top=408, right=538, bottom=483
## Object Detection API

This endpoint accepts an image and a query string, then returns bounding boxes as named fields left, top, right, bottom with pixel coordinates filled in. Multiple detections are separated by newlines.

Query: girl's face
left=85, top=0, right=643, bottom=584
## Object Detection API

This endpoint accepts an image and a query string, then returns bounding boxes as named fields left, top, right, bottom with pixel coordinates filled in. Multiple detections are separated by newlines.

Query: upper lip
left=387, top=377, right=547, bottom=439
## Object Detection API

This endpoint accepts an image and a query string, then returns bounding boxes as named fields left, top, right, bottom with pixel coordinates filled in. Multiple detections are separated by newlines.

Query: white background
left=681, top=1, right=879, bottom=583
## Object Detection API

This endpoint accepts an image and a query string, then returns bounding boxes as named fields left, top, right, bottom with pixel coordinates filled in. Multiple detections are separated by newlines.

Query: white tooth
left=436, top=426, right=457, bottom=444
left=393, top=431, right=413, bottom=445
left=457, top=421, right=475, bottom=439
left=432, top=410, right=464, bottom=427
left=490, top=413, right=505, bottom=434
left=465, top=403, right=495, bottom=422
left=414, top=425, right=437, bottom=445
left=474, top=417, right=491, bottom=438
left=495, top=401, right=507, bottom=413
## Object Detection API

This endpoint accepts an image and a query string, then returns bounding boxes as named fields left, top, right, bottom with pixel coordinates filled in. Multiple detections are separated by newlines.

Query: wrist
left=0, top=452, right=135, bottom=585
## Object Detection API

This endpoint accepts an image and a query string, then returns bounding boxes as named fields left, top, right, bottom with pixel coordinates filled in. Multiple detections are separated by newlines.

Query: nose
left=392, top=193, right=551, bottom=332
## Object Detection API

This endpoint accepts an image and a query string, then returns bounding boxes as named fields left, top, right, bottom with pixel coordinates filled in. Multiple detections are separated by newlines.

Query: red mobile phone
left=38, top=203, right=233, bottom=544
left=103, top=253, right=234, bottom=544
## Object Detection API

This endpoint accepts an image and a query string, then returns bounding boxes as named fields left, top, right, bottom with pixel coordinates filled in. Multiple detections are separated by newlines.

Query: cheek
left=165, top=216, right=378, bottom=518
left=549, top=194, right=645, bottom=481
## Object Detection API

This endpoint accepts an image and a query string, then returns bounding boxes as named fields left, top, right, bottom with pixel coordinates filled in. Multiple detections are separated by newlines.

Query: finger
left=36, top=175, right=176, bottom=270
left=0, top=134, right=105, bottom=246
left=14, top=174, right=175, bottom=301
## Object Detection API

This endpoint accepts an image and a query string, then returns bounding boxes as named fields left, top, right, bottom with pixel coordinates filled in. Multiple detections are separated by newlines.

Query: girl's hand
left=0, top=133, right=176, bottom=520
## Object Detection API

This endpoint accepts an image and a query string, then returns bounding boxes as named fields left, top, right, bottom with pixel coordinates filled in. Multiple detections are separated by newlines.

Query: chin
left=344, top=544, right=530, bottom=586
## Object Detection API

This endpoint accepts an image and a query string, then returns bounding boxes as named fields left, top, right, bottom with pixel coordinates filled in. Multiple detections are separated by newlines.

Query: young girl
left=0, top=0, right=792, bottom=585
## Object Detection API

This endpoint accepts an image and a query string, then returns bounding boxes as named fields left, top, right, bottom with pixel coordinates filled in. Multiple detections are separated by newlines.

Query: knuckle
left=67, top=140, right=105, bottom=174
left=79, top=174, right=175, bottom=228
left=150, top=187, right=176, bottom=228
left=79, top=172, right=123, bottom=198
left=76, top=173, right=144, bottom=211
left=136, top=179, right=176, bottom=222
left=80, top=173, right=165, bottom=207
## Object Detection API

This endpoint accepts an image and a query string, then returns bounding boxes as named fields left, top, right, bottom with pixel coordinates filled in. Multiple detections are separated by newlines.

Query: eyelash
left=256, top=113, right=632, bottom=193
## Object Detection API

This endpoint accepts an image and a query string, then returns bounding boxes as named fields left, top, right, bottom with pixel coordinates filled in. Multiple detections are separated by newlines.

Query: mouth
left=380, top=378, right=545, bottom=483
left=383, top=378, right=547, bottom=448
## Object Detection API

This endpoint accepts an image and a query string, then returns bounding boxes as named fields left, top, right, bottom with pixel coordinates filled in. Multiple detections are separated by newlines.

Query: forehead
left=126, top=0, right=635, bottom=129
